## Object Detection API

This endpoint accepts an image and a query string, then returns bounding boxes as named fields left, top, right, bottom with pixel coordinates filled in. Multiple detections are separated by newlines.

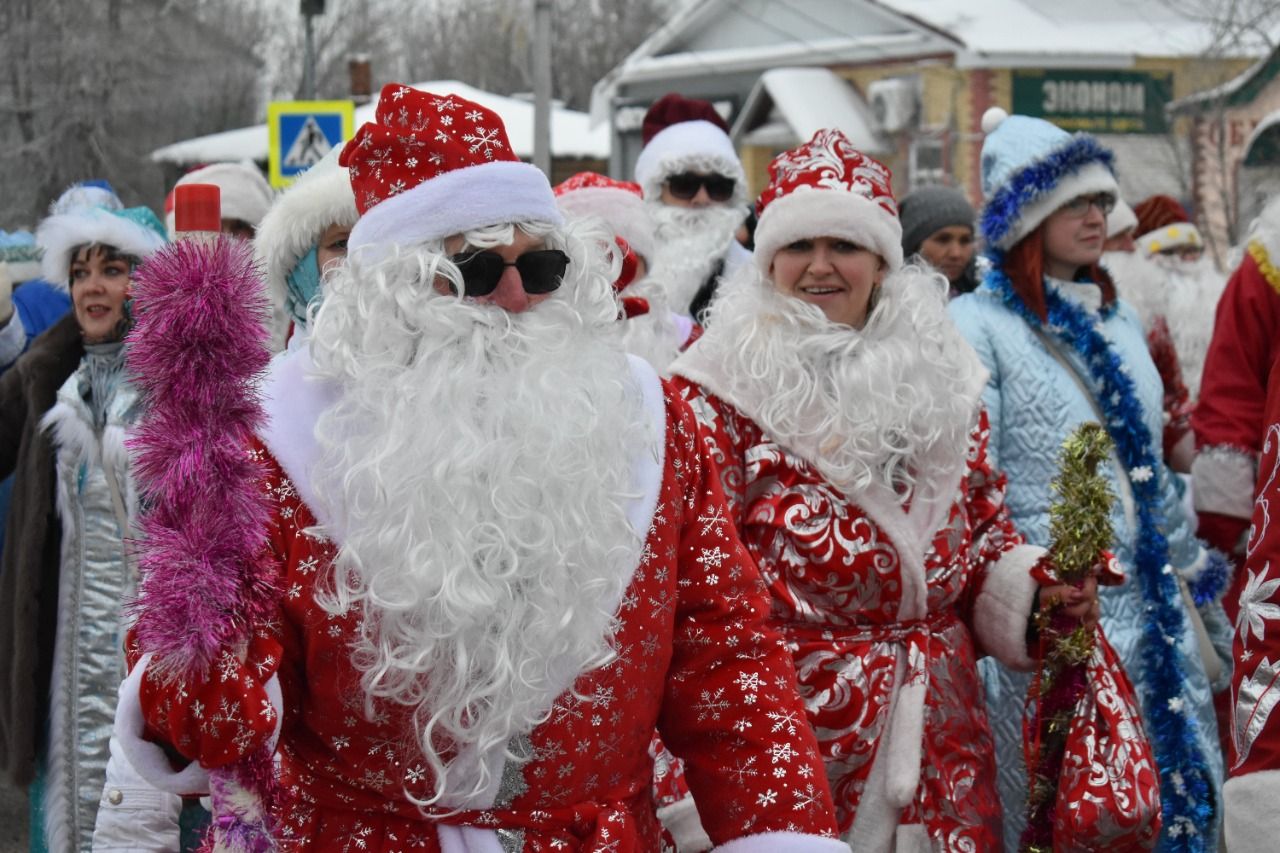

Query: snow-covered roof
left=876, top=0, right=1269, bottom=64
left=731, top=68, right=890, bottom=153
left=152, top=80, right=610, bottom=166
left=593, top=0, right=1274, bottom=118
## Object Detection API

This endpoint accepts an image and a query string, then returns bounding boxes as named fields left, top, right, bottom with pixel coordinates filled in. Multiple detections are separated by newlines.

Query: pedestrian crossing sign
left=267, top=100, right=356, bottom=188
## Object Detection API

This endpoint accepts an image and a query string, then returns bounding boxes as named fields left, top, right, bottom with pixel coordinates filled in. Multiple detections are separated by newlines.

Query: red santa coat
left=1225, top=350, right=1280, bottom=851
left=667, top=376, right=1042, bottom=847
left=1192, top=240, right=1280, bottom=586
left=128, top=356, right=844, bottom=852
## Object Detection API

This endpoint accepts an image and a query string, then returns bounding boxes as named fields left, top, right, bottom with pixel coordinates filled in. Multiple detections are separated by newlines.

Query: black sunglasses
left=665, top=172, right=736, bottom=203
left=447, top=249, right=570, bottom=297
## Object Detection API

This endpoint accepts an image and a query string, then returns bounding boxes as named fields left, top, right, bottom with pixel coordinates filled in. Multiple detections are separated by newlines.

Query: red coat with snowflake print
left=669, top=377, right=1043, bottom=846
left=129, top=384, right=845, bottom=853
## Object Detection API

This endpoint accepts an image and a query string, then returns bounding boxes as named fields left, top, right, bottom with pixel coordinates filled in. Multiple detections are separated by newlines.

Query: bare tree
left=396, top=0, right=674, bottom=111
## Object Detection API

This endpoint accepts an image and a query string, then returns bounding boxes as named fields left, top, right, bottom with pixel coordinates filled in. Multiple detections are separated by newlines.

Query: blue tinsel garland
left=988, top=260, right=1215, bottom=850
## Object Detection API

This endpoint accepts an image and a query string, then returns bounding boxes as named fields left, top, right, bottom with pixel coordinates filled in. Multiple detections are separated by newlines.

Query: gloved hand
left=0, top=262, right=13, bottom=325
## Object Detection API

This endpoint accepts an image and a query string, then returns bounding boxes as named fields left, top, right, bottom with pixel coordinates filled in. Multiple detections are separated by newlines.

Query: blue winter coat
left=949, top=277, right=1227, bottom=851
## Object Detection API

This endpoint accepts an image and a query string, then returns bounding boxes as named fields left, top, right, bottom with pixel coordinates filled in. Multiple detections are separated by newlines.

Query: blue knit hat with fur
left=978, top=108, right=1118, bottom=252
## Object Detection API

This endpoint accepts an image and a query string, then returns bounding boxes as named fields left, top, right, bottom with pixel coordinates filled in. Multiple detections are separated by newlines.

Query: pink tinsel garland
left=127, top=236, right=280, bottom=851
left=127, top=236, right=276, bottom=679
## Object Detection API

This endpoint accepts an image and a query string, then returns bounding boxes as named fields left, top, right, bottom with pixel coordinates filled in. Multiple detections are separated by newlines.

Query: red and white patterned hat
left=340, top=84, right=561, bottom=257
left=553, top=172, right=655, bottom=264
left=752, top=128, right=903, bottom=272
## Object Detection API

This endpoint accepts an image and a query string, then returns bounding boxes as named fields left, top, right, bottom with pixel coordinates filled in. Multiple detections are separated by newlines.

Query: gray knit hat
left=898, top=186, right=976, bottom=258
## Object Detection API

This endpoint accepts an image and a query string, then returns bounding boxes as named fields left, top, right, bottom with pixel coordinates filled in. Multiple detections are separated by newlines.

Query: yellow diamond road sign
left=268, top=100, right=355, bottom=188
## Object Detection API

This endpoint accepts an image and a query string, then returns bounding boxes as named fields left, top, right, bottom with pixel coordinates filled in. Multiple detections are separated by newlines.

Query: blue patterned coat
left=949, top=278, right=1227, bottom=851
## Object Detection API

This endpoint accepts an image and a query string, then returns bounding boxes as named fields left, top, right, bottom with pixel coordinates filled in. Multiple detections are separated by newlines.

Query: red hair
left=1003, top=227, right=1116, bottom=322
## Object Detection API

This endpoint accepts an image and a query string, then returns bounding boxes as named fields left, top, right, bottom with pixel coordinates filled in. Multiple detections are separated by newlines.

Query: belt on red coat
left=781, top=608, right=959, bottom=809
left=443, top=794, right=644, bottom=852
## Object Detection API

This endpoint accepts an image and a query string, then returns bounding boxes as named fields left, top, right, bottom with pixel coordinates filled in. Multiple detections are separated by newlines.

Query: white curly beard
left=305, top=226, right=650, bottom=806
left=673, top=263, right=986, bottom=504
left=1104, top=250, right=1226, bottom=398
left=645, top=202, right=746, bottom=315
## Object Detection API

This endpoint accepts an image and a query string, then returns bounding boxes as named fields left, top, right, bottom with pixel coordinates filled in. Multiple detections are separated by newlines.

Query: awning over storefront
left=730, top=67, right=889, bottom=154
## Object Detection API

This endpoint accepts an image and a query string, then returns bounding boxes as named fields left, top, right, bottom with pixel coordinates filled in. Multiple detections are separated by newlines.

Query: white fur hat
left=253, top=147, right=358, bottom=328
left=167, top=162, right=274, bottom=237
left=633, top=94, right=746, bottom=206
left=554, top=172, right=656, bottom=263
left=37, top=205, right=167, bottom=291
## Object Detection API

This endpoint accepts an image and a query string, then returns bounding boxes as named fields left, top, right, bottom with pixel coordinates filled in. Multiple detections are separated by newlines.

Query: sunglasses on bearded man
left=447, top=249, right=570, bottom=297
left=665, top=172, right=737, bottom=203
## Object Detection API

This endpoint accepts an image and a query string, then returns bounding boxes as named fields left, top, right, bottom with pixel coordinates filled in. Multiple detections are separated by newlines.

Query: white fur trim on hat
left=1137, top=222, right=1203, bottom=257
left=634, top=120, right=746, bottom=205
left=37, top=208, right=166, bottom=291
left=753, top=187, right=905, bottom=273
left=171, top=162, right=274, bottom=237
left=1107, top=198, right=1138, bottom=239
left=254, top=149, right=358, bottom=339
left=998, top=161, right=1118, bottom=250
left=556, top=187, right=655, bottom=263
left=347, top=160, right=562, bottom=259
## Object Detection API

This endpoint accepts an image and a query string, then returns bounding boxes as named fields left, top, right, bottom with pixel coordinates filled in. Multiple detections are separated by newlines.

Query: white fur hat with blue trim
left=978, top=108, right=1119, bottom=252
left=37, top=204, right=167, bottom=291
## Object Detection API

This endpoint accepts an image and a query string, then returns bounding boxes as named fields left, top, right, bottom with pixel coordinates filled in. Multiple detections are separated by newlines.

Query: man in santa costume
left=635, top=93, right=752, bottom=323
left=554, top=172, right=696, bottom=372
left=1193, top=196, right=1280, bottom=614
left=120, top=84, right=842, bottom=851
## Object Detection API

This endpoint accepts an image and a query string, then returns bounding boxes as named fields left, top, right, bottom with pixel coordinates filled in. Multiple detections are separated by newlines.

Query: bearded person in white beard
left=118, top=85, right=844, bottom=852
left=635, top=94, right=752, bottom=324
left=1102, top=195, right=1227, bottom=472
left=553, top=172, right=695, bottom=373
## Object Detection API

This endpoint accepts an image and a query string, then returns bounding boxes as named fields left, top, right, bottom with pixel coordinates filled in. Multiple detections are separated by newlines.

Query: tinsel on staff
left=1021, top=423, right=1114, bottom=851
left=127, top=234, right=279, bottom=852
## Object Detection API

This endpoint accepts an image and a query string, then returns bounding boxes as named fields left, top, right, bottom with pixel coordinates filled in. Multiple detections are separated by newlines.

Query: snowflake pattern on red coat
left=133, top=384, right=839, bottom=851
left=672, top=376, right=1028, bottom=847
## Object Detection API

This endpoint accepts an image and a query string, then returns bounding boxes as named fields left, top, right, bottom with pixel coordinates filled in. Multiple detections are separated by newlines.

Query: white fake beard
left=678, top=264, right=983, bottom=503
left=1104, top=251, right=1226, bottom=397
left=1152, top=253, right=1226, bottom=397
left=307, top=237, right=648, bottom=806
left=645, top=202, right=746, bottom=314
left=616, top=275, right=685, bottom=372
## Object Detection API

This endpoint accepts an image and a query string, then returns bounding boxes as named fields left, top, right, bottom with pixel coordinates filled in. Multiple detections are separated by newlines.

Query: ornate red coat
left=1225, top=354, right=1280, bottom=851
left=127, top=352, right=845, bottom=852
left=667, top=375, right=1043, bottom=848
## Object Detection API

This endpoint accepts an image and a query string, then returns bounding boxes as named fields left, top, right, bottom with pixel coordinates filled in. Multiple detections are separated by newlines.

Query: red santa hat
left=553, top=172, right=655, bottom=264
left=751, top=128, right=903, bottom=273
left=341, top=84, right=561, bottom=258
left=1133, top=194, right=1202, bottom=257
left=633, top=93, right=746, bottom=205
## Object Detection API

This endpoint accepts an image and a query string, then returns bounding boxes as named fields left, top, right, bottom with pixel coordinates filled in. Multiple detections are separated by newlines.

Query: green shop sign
left=1012, top=70, right=1173, bottom=134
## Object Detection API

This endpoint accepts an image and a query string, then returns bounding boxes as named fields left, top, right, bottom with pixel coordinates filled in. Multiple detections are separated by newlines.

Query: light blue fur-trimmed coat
left=949, top=278, right=1229, bottom=851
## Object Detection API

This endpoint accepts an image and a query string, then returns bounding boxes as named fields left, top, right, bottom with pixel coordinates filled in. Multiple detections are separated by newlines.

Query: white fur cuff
left=114, top=655, right=211, bottom=795
left=972, top=544, right=1044, bottom=671
left=657, top=796, right=712, bottom=852
left=1193, top=445, right=1258, bottom=519
left=1225, top=770, right=1280, bottom=852
left=713, top=832, right=851, bottom=853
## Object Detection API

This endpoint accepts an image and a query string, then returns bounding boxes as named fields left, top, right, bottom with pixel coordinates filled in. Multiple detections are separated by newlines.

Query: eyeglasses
left=447, top=249, right=570, bottom=297
left=665, top=172, right=736, bottom=203
left=1059, top=193, right=1117, bottom=218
